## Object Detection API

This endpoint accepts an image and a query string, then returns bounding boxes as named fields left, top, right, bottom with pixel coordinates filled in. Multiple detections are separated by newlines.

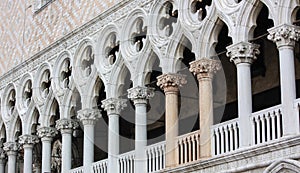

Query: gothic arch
left=264, top=159, right=300, bottom=173
left=61, top=85, right=81, bottom=119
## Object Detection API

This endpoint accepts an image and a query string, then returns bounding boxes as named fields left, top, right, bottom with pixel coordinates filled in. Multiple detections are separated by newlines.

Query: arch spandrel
left=264, top=159, right=300, bottom=173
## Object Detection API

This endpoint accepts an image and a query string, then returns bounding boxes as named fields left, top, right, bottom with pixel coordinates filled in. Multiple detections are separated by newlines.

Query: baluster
left=229, top=124, right=233, bottom=152
left=224, top=125, right=229, bottom=153
left=155, top=147, right=159, bottom=171
left=255, top=118, right=261, bottom=144
left=271, top=112, right=276, bottom=140
left=192, top=135, right=196, bottom=161
left=158, top=146, right=162, bottom=170
left=188, top=136, right=192, bottom=162
left=276, top=110, right=282, bottom=138
left=252, top=118, right=256, bottom=145
left=215, top=129, right=220, bottom=155
left=184, top=137, right=188, bottom=163
left=131, top=155, right=134, bottom=173
left=196, top=133, right=200, bottom=159
left=233, top=123, right=238, bottom=149
left=261, top=115, right=266, bottom=143
left=152, top=148, right=155, bottom=172
left=220, top=127, right=224, bottom=154
left=266, top=113, right=271, bottom=142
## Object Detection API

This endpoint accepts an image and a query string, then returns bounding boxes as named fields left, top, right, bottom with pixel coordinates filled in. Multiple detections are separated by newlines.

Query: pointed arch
left=264, top=159, right=300, bottom=173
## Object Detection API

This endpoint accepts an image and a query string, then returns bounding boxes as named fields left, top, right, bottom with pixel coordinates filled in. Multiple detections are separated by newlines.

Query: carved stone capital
left=101, top=98, right=127, bottom=115
left=127, top=86, right=155, bottom=104
left=226, top=42, right=260, bottom=65
left=189, top=59, right=221, bottom=80
left=268, top=24, right=300, bottom=48
left=3, top=142, right=19, bottom=153
left=56, top=119, right=79, bottom=133
left=157, top=73, right=187, bottom=93
left=77, top=108, right=101, bottom=125
left=0, top=150, right=6, bottom=163
left=19, top=135, right=39, bottom=147
left=37, top=127, right=58, bottom=141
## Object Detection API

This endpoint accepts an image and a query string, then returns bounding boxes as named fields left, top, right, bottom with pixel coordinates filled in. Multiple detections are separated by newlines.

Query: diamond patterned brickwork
left=0, top=0, right=118, bottom=75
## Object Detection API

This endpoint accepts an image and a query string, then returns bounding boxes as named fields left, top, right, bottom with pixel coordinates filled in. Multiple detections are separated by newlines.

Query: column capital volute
left=157, top=73, right=187, bottom=93
left=226, top=41, right=260, bottom=65
left=19, top=134, right=39, bottom=147
left=268, top=24, right=300, bottom=48
left=37, top=127, right=58, bottom=141
left=3, top=142, right=19, bottom=153
left=77, top=108, right=101, bottom=125
left=127, top=86, right=155, bottom=104
left=56, top=118, right=79, bottom=133
left=189, top=58, right=221, bottom=80
left=101, top=98, right=127, bottom=115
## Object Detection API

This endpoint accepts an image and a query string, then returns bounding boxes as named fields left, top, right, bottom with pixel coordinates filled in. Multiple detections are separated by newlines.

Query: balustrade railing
left=146, top=141, right=166, bottom=172
left=251, top=105, right=282, bottom=145
left=177, top=130, right=201, bottom=164
left=69, top=166, right=84, bottom=173
left=93, top=159, right=108, bottom=173
left=211, top=118, right=239, bottom=156
left=119, top=150, right=135, bottom=173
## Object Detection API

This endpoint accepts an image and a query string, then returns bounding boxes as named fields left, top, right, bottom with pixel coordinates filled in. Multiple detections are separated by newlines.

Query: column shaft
left=23, top=145, right=34, bottom=173
left=7, top=151, right=17, bottom=173
left=61, top=131, right=72, bottom=173
left=84, top=124, right=94, bottom=172
left=108, top=114, right=119, bottom=173
left=0, top=160, right=5, bottom=173
left=41, top=139, right=52, bottom=173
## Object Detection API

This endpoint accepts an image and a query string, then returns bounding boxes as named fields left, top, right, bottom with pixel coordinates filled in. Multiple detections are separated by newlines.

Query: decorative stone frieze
left=19, top=135, right=39, bottom=146
left=157, top=74, right=187, bottom=93
left=37, top=127, right=58, bottom=140
left=189, top=59, right=221, bottom=79
left=226, top=42, right=260, bottom=65
left=56, top=119, right=79, bottom=134
left=3, top=142, right=19, bottom=153
left=127, top=86, right=155, bottom=104
left=268, top=24, right=300, bottom=48
left=77, top=108, right=101, bottom=125
left=101, top=98, right=127, bottom=115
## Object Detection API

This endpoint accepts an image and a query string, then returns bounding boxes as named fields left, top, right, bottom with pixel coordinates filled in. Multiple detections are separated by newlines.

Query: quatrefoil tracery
left=81, top=46, right=94, bottom=77
left=41, top=70, right=51, bottom=98
left=191, top=0, right=212, bottom=21
left=159, top=2, right=178, bottom=37
left=106, top=34, right=119, bottom=65
left=8, top=89, right=16, bottom=115
left=23, top=80, right=32, bottom=107
left=131, top=18, right=147, bottom=52
left=60, top=59, right=72, bottom=88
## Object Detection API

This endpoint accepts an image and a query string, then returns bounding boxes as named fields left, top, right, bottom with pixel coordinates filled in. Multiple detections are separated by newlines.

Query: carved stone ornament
left=101, top=98, right=127, bottom=115
left=19, top=135, right=39, bottom=146
left=77, top=108, right=101, bottom=125
left=56, top=119, right=79, bottom=132
left=157, top=73, right=187, bottom=92
left=226, top=41, right=260, bottom=65
left=37, top=127, right=58, bottom=139
left=127, top=86, right=155, bottom=104
left=189, top=58, right=221, bottom=79
left=3, top=142, right=19, bottom=152
left=268, top=24, right=300, bottom=48
left=0, top=149, right=6, bottom=162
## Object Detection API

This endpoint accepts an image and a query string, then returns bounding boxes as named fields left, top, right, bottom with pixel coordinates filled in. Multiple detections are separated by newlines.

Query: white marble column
left=102, top=98, right=127, bottom=173
left=3, top=142, right=19, bottom=173
left=37, top=127, right=57, bottom=173
left=128, top=87, right=154, bottom=172
left=19, top=135, right=39, bottom=173
left=189, top=58, right=221, bottom=158
left=56, top=119, right=79, bottom=173
left=268, top=24, right=300, bottom=136
left=157, top=74, right=187, bottom=168
left=227, top=42, right=260, bottom=147
left=0, top=149, right=6, bottom=173
left=77, top=109, right=101, bottom=173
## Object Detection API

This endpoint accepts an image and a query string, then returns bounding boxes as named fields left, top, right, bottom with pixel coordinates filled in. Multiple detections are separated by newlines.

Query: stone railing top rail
left=211, top=118, right=239, bottom=130
left=251, top=104, right=282, bottom=119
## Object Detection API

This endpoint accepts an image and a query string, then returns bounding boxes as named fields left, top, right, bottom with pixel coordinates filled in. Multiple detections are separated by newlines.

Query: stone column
left=56, top=119, right=79, bottom=173
left=157, top=74, right=187, bottom=167
left=0, top=149, right=6, bottom=173
left=19, top=135, right=39, bottom=173
left=3, top=142, right=19, bottom=173
left=189, top=58, right=221, bottom=158
left=268, top=24, right=300, bottom=136
left=77, top=108, right=101, bottom=173
left=226, top=42, right=260, bottom=147
left=102, top=98, right=127, bottom=173
left=37, top=127, right=57, bottom=173
left=127, top=87, right=154, bottom=172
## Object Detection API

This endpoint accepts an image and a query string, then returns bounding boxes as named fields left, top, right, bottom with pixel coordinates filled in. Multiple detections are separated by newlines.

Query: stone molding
left=127, top=86, right=155, bottom=104
left=189, top=59, right=221, bottom=80
left=77, top=108, right=101, bottom=125
left=56, top=119, right=79, bottom=134
left=19, top=135, right=39, bottom=146
left=101, top=98, right=127, bottom=115
left=3, top=142, right=19, bottom=153
left=37, top=127, right=58, bottom=140
left=226, top=42, right=260, bottom=65
left=157, top=73, right=187, bottom=93
left=268, top=24, right=300, bottom=48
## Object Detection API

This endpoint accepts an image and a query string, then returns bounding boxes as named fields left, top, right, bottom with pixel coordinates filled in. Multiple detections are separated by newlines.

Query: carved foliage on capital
left=127, top=87, right=155, bottom=104
left=157, top=74, right=187, bottom=92
left=268, top=24, right=300, bottom=48
left=37, top=127, right=58, bottom=139
left=55, top=119, right=79, bottom=132
left=101, top=98, right=127, bottom=115
left=189, top=59, right=221, bottom=79
left=3, top=142, right=19, bottom=152
left=226, top=42, right=260, bottom=65
left=77, top=109, right=101, bottom=125
left=19, top=135, right=39, bottom=146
